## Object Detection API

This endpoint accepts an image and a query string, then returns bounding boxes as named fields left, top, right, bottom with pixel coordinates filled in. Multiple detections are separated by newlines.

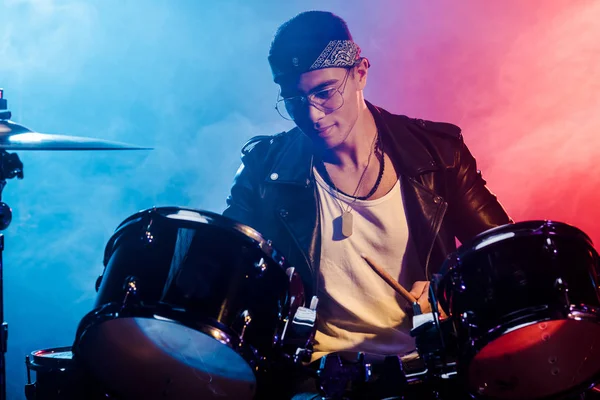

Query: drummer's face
left=277, top=65, right=366, bottom=150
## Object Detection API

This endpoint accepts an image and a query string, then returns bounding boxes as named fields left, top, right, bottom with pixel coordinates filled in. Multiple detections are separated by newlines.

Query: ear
left=354, top=58, right=369, bottom=90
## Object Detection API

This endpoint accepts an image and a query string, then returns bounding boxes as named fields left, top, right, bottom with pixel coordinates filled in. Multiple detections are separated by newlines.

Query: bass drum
left=437, top=220, right=600, bottom=399
left=73, top=207, right=307, bottom=399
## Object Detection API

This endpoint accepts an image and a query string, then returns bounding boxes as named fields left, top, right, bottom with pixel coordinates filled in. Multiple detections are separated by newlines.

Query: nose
left=307, top=103, right=326, bottom=124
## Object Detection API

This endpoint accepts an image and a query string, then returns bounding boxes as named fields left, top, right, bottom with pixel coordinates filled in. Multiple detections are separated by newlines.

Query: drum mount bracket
left=0, top=150, right=23, bottom=231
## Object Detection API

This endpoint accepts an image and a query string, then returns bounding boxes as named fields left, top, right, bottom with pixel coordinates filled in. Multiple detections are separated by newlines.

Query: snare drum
left=73, top=207, right=308, bottom=399
left=437, top=220, right=600, bottom=399
left=24, top=347, right=108, bottom=399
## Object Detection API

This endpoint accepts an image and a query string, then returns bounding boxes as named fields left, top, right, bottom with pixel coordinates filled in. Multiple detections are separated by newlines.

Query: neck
left=321, top=100, right=378, bottom=169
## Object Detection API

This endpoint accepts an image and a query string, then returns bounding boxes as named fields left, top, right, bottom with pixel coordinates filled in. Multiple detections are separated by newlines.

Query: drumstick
left=361, top=254, right=418, bottom=304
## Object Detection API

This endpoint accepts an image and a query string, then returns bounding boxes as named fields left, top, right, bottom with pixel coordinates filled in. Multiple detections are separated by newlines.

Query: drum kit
left=0, top=88, right=599, bottom=399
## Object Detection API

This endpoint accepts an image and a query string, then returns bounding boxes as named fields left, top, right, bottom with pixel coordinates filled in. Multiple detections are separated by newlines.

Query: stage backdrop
left=1, top=0, right=598, bottom=398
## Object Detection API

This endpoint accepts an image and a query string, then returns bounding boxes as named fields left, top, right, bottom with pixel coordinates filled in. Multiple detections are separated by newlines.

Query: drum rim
left=103, top=206, right=288, bottom=269
left=457, top=220, right=596, bottom=258
left=436, top=220, right=600, bottom=313
left=73, top=302, right=265, bottom=377
left=466, top=305, right=600, bottom=356
left=465, top=376, right=600, bottom=400
left=27, top=346, right=74, bottom=369
left=458, top=306, right=600, bottom=399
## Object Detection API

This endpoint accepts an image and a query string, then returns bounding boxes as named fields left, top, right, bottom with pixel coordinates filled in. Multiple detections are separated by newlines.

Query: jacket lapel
left=262, top=129, right=322, bottom=291
left=368, top=102, right=449, bottom=278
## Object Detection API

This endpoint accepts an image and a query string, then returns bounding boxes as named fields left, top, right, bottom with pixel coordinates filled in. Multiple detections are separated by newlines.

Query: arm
left=451, top=138, right=513, bottom=243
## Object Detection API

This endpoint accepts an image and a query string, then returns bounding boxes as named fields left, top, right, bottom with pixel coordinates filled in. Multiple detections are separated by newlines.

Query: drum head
left=78, top=316, right=256, bottom=399
left=29, top=347, right=74, bottom=370
left=468, top=319, right=600, bottom=399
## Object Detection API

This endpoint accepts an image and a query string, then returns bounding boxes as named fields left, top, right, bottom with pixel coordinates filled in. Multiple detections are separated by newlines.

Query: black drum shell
left=438, top=220, right=600, bottom=338
left=92, top=207, right=292, bottom=355
left=71, top=208, right=302, bottom=400
left=437, top=220, right=600, bottom=399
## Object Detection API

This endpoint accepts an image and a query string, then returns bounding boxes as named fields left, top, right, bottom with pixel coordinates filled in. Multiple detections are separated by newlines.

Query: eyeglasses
left=275, top=68, right=352, bottom=121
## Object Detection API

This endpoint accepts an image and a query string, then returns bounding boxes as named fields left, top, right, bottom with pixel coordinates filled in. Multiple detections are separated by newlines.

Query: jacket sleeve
left=451, top=138, right=513, bottom=243
left=222, top=136, right=269, bottom=228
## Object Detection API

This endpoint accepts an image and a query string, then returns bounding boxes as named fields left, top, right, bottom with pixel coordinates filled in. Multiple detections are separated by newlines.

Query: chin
left=322, top=137, right=344, bottom=150
left=325, top=128, right=352, bottom=150
left=311, top=133, right=342, bottom=151
left=302, top=125, right=348, bottom=150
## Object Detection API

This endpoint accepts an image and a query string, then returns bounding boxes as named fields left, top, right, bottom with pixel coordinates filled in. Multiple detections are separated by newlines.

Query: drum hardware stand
left=280, top=291, right=319, bottom=364
left=0, top=91, right=24, bottom=400
left=428, top=279, right=447, bottom=364
left=316, top=353, right=413, bottom=400
left=280, top=267, right=309, bottom=351
left=408, top=278, right=452, bottom=399
left=24, top=356, right=35, bottom=400
left=316, top=353, right=373, bottom=399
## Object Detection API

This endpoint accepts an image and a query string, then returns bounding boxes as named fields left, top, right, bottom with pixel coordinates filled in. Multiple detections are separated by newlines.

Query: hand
left=408, top=281, right=448, bottom=318
left=409, top=281, right=432, bottom=313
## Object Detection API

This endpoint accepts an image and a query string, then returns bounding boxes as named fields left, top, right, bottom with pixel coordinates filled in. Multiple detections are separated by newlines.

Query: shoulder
left=373, top=104, right=466, bottom=169
left=373, top=103, right=463, bottom=143
left=241, top=127, right=303, bottom=156
left=404, top=117, right=465, bottom=168
left=409, top=118, right=463, bottom=142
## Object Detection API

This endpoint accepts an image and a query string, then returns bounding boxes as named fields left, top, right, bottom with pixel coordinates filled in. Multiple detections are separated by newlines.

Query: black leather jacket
left=223, top=101, right=512, bottom=298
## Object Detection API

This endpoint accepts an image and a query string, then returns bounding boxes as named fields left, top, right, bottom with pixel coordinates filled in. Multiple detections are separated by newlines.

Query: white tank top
left=311, top=168, right=423, bottom=361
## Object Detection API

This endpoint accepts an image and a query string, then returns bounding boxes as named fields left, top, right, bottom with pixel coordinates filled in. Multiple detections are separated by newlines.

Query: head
left=268, top=11, right=370, bottom=150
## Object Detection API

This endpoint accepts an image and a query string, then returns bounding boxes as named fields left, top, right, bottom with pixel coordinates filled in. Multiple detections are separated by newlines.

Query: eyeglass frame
left=275, top=67, right=353, bottom=121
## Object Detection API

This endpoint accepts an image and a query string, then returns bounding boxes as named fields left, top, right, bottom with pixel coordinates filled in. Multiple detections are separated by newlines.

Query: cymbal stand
left=0, top=89, right=24, bottom=400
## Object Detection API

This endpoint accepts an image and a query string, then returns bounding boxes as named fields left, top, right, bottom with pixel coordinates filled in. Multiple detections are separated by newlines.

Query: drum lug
left=554, top=277, right=567, bottom=290
left=554, top=277, right=570, bottom=306
left=238, top=310, right=252, bottom=346
left=460, top=311, right=478, bottom=331
left=450, top=271, right=466, bottom=294
left=121, top=276, right=139, bottom=308
left=447, top=255, right=467, bottom=293
left=254, top=258, right=268, bottom=277
left=364, top=361, right=373, bottom=383
left=544, top=236, right=558, bottom=258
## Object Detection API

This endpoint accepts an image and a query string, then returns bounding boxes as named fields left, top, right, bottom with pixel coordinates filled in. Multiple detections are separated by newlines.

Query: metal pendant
left=341, top=211, right=353, bottom=238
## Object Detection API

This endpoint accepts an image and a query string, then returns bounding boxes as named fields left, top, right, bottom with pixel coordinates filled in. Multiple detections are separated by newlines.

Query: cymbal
left=0, top=120, right=152, bottom=151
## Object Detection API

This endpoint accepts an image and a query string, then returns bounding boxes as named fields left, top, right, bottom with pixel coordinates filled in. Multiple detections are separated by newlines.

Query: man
left=223, top=10, right=511, bottom=399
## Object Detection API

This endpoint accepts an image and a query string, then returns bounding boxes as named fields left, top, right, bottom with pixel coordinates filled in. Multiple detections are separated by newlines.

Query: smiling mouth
left=316, top=125, right=334, bottom=135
